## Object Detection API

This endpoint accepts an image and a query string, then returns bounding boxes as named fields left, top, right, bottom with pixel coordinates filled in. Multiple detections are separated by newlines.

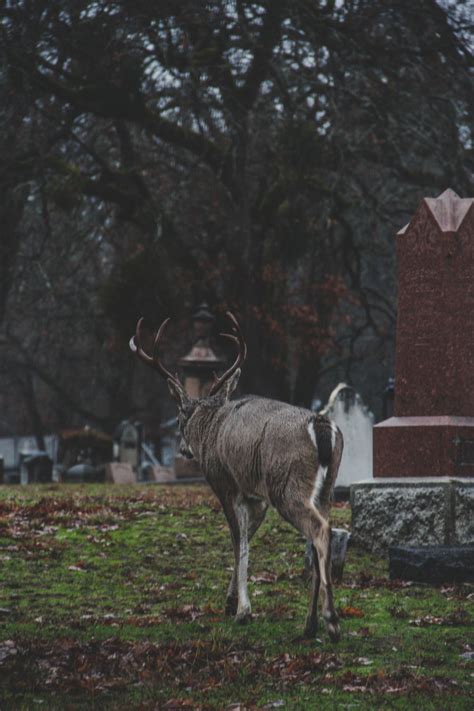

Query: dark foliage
left=0, top=0, right=472, bottom=438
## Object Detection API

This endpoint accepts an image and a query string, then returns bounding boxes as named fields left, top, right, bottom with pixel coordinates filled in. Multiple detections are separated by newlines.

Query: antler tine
left=152, top=318, right=181, bottom=385
left=209, top=311, right=247, bottom=396
left=129, top=317, right=148, bottom=359
left=129, top=316, right=181, bottom=386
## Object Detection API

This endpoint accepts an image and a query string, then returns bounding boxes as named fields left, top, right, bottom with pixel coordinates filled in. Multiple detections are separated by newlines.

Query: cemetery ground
left=0, top=486, right=472, bottom=711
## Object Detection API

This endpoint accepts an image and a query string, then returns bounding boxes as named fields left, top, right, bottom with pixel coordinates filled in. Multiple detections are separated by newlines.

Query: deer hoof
left=235, top=609, right=252, bottom=625
left=326, top=621, right=341, bottom=642
left=303, top=620, right=318, bottom=638
left=225, top=596, right=238, bottom=617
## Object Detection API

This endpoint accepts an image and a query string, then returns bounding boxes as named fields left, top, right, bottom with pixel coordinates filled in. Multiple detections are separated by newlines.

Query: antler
left=129, top=317, right=182, bottom=388
left=209, top=311, right=247, bottom=396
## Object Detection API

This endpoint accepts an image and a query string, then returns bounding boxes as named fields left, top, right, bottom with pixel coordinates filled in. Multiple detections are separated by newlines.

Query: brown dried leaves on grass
left=0, top=637, right=466, bottom=699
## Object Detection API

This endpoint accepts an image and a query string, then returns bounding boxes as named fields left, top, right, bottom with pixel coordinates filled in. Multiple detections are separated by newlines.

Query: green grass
left=0, top=484, right=472, bottom=710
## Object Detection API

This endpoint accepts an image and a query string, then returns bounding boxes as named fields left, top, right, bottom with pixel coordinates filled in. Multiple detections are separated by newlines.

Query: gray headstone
left=389, top=545, right=474, bottom=583
left=20, top=451, right=53, bottom=485
left=65, top=463, right=100, bottom=483
left=119, top=422, right=139, bottom=468
left=321, top=383, right=373, bottom=488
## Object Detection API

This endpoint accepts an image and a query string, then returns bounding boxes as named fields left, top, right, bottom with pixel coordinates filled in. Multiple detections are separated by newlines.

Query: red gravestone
left=374, top=189, right=474, bottom=478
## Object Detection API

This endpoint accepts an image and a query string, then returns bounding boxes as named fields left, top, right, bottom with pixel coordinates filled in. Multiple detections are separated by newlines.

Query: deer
left=130, top=312, right=344, bottom=642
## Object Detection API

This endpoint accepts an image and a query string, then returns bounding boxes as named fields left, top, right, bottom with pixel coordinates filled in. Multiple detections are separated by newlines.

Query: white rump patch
left=307, top=421, right=317, bottom=449
left=307, top=421, right=328, bottom=506
left=311, top=464, right=328, bottom=506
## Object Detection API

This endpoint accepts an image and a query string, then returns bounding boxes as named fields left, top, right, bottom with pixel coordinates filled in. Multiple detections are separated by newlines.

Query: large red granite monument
left=351, top=189, right=474, bottom=553
left=374, top=189, right=474, bottom=478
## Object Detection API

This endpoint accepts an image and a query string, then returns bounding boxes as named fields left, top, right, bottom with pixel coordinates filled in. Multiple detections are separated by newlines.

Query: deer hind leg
left=221, top=501, right=241, bottom=617
left=312, top=516, right=340, bottom=642
left=280, top=500, right=339, bottom=642
left=304, top=544, right=321, bottom=638
left=233, top=497, right=252, bottom=623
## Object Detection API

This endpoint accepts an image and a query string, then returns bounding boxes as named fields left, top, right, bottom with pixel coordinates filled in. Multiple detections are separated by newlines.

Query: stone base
left=350, top=478, right=474, bottom=553
left=389, top=545, right=474, bottom=583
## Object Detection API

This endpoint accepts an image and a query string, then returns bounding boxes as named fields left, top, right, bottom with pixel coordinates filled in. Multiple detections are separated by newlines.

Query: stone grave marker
left=20, top=452, right=53, bottom=484
left=117, top=421, right=139, bottom=469
left=105, top=462, right=136, bottom=485
left=352, top=189, right=474, bottom=552
left=149, top=465, right=176, bottom=483
left=320, top=383, right=373, bottom=489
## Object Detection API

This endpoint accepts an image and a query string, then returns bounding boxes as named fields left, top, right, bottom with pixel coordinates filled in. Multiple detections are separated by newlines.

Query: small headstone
left=321, top=383, right=373, bottom=488
left=65, top=463, right=100, bottom=483
left=149, top=465, right=176, bottom=483
left=305, top=528, right=351, bottom=582
left=331, top=528, right=351, bottom=583
left=118, top=421, right=139, bottom=468
left=173, top=454, right=203, bottom=480
left=105, top=462, right=136, bottom=484
left=20, top=451, right=53, bottom=485
left=389, top=545, right=474, bottom=583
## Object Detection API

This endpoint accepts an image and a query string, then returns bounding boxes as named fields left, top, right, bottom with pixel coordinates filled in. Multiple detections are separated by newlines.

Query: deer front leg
left=233, top=498, right=252, bottom=623
left=224, top=497, right=267, bottom=617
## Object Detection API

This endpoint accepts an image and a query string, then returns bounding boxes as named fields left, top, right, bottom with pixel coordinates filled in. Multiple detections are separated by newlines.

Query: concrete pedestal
left=350, top=478, right=474, bottom=553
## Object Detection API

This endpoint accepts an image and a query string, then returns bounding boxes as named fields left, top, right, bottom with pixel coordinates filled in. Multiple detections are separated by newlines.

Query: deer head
left=129, top=311, right=247, bottom=458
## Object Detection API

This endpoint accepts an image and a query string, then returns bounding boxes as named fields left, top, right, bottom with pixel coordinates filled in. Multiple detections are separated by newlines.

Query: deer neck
left=186, top=401, right=228, bottom=466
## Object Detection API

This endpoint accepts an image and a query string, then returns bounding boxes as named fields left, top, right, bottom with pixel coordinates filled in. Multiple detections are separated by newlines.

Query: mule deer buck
left=130, top=312, right=343, bottom=641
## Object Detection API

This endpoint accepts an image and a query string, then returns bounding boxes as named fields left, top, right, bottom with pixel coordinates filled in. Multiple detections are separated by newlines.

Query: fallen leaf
left=339, top=606, right=364, bottom=618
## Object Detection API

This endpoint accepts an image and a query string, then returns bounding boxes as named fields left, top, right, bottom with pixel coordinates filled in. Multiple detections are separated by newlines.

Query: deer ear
left=222, top=368, right=241, bottom=401
left=167, top=379, right=188, bottom=407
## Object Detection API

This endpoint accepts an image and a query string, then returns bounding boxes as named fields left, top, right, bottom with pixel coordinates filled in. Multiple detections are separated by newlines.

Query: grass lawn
left=0, top=483, right=472, bottom=710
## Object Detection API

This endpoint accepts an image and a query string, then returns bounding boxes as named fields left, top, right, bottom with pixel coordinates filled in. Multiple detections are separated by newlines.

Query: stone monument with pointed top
left=374, top=188, right=474, bottom=478
left=352, top=189, right=474, bottom=552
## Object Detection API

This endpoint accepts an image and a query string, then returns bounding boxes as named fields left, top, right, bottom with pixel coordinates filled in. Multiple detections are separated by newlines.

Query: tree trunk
left=22, top=372, right=46, bottom=451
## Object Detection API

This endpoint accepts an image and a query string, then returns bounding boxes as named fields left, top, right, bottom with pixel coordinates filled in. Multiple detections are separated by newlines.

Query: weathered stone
left=389, top=545, right=474, bottom=583
left=304, top=528, right=350, bottom=582
left=105, top=462, right=136, bottom=484
left=350, top=478, right=474, bottom=553
left=149, top=465, right=176, bottom=483
left=117, top=420, right=139, bottom=468
left=20, top=452, right=53, bottom=484
left=454, top=485, right=474, bottom=544
left=320, top=384, right=373, bottom=488
left=331, top=528, right=350, bottom=583
left=65, top=463, right=100, bottom=483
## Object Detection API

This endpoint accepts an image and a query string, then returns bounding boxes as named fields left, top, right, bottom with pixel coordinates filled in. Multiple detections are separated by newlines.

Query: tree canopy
left=1, top=0, right=472, bottom=442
